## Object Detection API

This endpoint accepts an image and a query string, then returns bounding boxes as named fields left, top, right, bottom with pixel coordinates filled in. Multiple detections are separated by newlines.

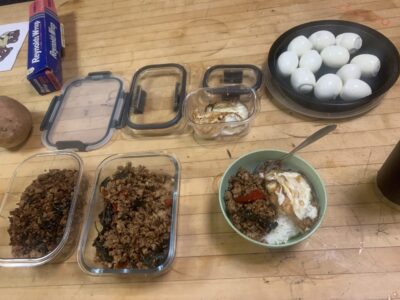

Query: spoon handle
left=280, top=124, right=337, bottom=161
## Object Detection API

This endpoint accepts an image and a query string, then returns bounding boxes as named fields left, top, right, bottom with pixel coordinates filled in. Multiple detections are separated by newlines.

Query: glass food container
left=0, top=151, right=86, bottom=267
left=78, top=152, right=180, bottom=276
left=123, top=63, right=187, bottom=137
left=184, top=64, right=261, bottom=140
left=184, top=86, right=259, bottom=139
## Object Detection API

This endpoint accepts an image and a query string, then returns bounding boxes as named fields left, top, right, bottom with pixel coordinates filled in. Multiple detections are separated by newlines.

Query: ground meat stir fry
left=8, top=169, right=78, bottom=258
left=224, top=168, right=278, bottom=241
left=93, top=163, right=174, bottom=269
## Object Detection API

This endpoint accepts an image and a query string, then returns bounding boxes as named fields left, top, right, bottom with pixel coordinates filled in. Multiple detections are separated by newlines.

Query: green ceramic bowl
left=219, top=149, right=327, bottom=249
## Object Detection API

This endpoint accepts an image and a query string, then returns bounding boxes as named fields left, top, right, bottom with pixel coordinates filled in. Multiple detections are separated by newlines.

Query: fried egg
left=265, top=171, right=317, bottom=221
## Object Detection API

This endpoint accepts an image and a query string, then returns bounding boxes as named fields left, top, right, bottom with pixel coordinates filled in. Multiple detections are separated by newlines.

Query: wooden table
left=1, top=0, right=400, bottom=299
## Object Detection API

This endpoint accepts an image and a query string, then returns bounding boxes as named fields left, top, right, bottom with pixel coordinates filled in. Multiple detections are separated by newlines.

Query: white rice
left=263, top=214, right=300, bottom=245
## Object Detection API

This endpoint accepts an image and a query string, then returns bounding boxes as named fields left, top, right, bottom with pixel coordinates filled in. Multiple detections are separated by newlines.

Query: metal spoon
left=255, top=124, right=337, bottom=174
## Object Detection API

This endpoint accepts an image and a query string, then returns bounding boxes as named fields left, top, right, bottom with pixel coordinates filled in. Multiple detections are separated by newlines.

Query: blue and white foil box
left=27, top=0, right=63, bottom=95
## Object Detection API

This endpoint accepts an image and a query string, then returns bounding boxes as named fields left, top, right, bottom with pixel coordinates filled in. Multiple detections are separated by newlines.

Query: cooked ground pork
left=8, top=169, right=78, bottom=258
left=224, top=168, right=278, bottom=241
left=93, top=163, right=174, bottom=269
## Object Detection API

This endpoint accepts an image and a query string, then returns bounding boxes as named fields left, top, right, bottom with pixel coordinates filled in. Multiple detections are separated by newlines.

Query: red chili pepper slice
left=234, top=189, right=265, bottom=204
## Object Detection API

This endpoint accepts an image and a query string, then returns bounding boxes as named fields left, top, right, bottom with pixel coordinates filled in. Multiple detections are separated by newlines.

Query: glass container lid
left=40, top=72, right=125, bottom=151
left=125, top=63, right=187, bottom=130
left=202, top=64, right=263, bottom=91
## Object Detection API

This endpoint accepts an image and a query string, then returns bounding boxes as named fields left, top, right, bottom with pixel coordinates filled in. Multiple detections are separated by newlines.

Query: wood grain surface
left=0, top=0, right=400, bottom=299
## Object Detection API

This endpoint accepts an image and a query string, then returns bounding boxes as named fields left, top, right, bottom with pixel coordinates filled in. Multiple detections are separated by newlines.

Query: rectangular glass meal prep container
left=183, top=64, right=262, bottom=140
left=0, top=151, right=86, bottom=267
left=184, top=85, right=259, bottom=139
left=77, top=152, right=180, bottom=276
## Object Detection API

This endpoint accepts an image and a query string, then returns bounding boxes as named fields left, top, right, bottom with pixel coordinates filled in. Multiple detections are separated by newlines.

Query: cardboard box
left=27, top=0, right=63, bottom=95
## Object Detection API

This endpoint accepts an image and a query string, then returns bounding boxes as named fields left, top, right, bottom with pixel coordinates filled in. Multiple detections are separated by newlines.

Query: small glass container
left=78, top=152, right=180, bottom=276
left=184, top=86, right=259, bottom=139
left=0, top=152, right=85, bottom=267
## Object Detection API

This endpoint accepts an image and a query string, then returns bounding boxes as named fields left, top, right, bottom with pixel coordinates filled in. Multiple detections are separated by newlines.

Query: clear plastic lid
left=125, top=64, right=187, bottom=131
left=41, top=72, right=125, bottom=151
left=202, top=64, right=263, bottom=90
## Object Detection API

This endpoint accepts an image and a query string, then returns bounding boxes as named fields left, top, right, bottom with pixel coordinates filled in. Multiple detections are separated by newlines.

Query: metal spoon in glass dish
left=255, top=124, right=337, bottom=175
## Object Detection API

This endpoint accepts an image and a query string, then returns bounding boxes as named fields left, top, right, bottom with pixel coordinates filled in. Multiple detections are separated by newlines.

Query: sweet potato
left=0, top=96, right=32, bottom=148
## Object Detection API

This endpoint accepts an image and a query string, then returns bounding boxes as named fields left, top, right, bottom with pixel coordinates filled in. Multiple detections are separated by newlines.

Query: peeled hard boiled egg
left=340, top=79, right=372, bottom=101
left=308, top=30, right=336, bottom=52
left=277, top=51, right=299, bottom=77
left=336, top=64, right=362, bottom=82
left=314, top=74, right=343, bottom=100
left=290, top=68, right=316, bottom=93
left=299, top=50, right=322, bottom=73
left=288, top=35, right=313, bottom=57
left=351, top=54, right=381, bottom=77
left=321, top=45, right=350, bottom=68
left=336, top=32, right=362, bottom=54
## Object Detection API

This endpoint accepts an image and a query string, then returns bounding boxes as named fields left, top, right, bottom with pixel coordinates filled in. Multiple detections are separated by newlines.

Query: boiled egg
left=336, top=64, right=362, bottom=82
left=340, top=79, right=372, bottom=101
left=308, top=30, right=336, bottom=51
left=351, top=54, right=381, bottom=77
left=314, top=74, right=343, bottom=100
left=287, top=35, right=313, bottom=57
left=321, top=45, right=350, bottom=68
left=336, top=32, right=362, bottom=54
left=299, top=50, right=322, bottom=73
left=277, top=50, right=299, bottom=77
left=290, top=68, right=316, bottom=93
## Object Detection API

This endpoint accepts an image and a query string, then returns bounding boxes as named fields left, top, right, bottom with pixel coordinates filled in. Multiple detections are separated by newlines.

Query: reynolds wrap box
left=27, top=0, right=63, bottom=95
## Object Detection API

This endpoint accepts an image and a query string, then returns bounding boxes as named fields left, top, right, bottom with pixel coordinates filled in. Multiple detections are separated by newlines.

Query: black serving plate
left=267, top=20, right=400, bottom=116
